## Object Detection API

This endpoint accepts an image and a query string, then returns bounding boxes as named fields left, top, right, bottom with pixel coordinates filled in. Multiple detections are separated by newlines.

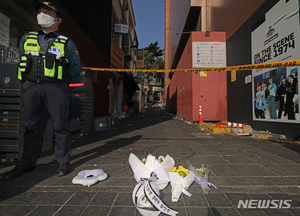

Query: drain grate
left=145, top=145, right=194, bottom=159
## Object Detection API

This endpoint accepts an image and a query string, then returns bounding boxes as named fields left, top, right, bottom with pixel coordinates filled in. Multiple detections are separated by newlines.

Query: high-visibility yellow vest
left=18, top=31, right=70, bottom=82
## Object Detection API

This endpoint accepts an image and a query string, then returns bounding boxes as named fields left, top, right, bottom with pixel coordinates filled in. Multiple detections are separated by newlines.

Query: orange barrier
left=215, top=121, right=244, bottom=128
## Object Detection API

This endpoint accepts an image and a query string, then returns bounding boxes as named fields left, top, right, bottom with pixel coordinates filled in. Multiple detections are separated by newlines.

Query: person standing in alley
left=2, top=0, right=81, bottom=181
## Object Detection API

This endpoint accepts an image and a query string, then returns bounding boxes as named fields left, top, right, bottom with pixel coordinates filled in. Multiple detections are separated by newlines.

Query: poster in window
left=251, top=0, right=300, bottom=123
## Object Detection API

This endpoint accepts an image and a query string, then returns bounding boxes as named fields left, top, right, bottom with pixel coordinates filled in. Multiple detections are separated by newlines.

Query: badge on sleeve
left=74, top=49, right=79, bottom=56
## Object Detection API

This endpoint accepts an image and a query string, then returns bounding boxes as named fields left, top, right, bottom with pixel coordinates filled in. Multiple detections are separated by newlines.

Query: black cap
left=31, top=0, right=62, bottom=18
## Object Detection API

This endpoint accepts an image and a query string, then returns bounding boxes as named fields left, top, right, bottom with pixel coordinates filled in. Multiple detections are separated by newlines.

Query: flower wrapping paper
left=169, top=171, right=194, bottom=202
left=186, top=161, right=216, bottom=195
left=129, top=153, right=175, bottom=207
left=198, top=167, right=211, bottom=194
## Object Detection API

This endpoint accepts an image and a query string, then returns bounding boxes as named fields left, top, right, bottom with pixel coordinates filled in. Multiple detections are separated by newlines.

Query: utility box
left=93, top=116, right=112, bottom=132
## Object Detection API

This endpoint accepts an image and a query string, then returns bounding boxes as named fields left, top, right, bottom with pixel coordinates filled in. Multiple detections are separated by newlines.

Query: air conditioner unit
left=122, top=37, right=131, bottom=57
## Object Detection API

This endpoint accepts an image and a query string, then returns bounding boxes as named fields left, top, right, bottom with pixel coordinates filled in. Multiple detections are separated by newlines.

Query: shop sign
left=115, top=24, right=128, bottom=34
left=136, top=72, right=144, bottom=84
left=136, top=49, right=144, bottom=68
left=111, top=39, right=124, bottom=69
left=192, top=41, right=226, bottom=68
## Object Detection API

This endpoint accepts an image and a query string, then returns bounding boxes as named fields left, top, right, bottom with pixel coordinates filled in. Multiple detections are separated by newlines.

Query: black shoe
left=57, top=163, right=70, bottom=177
left=2, top=164, right=36, bottom=181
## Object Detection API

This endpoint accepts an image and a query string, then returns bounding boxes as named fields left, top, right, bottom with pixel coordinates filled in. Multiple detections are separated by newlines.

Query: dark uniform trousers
left=20, top=81, right=71, bottom=166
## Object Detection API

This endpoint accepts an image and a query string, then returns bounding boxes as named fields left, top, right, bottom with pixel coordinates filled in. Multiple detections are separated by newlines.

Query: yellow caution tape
left=82, top=59, right=300, bottom=73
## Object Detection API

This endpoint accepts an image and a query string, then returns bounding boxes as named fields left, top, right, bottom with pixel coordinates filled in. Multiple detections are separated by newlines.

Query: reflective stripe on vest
left=17, top=55, right=28, bottom=80
left=24, top=32, right=40, bottom=56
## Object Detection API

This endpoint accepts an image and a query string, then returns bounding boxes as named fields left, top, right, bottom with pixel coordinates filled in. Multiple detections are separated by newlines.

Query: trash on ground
left=280, top=135, right=286, bottom=140
left=1, top=158, right=14, bottom=163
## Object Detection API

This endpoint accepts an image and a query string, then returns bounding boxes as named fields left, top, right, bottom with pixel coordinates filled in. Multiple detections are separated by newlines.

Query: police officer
left=3, top=0, right=81, bottom=180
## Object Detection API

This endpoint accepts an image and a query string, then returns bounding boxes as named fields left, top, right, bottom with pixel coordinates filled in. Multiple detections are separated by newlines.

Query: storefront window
left=0, top=0, right=37, bottom=64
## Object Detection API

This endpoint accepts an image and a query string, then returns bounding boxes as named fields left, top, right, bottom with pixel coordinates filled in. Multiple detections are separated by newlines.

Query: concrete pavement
left=0, top=105, right=300, bottom=216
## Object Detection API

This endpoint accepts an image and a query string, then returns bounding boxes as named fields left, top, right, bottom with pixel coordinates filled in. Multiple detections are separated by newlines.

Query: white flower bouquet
left=169, top=166, right=194, bottom=202
left=129, top=153, right=175, bottom=207
left=186, top=161, right=217, bottom=195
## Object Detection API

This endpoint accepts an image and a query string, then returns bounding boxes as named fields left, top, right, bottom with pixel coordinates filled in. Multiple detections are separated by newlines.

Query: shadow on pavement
left=0, top=105, right=173, bottom=203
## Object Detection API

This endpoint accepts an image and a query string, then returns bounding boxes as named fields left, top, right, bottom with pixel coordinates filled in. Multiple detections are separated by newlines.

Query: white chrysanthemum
left=158, top=155, right=165, bottom=163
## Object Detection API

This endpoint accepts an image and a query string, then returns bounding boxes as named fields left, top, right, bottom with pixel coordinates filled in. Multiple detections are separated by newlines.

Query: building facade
left=165, top=0, right=300, bottom=139
left=111, top=0, right=140, bottom=117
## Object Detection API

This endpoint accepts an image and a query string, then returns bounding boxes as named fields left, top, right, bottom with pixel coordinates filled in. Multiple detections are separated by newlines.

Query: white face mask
left=37, top=13, right=55, bottom=28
